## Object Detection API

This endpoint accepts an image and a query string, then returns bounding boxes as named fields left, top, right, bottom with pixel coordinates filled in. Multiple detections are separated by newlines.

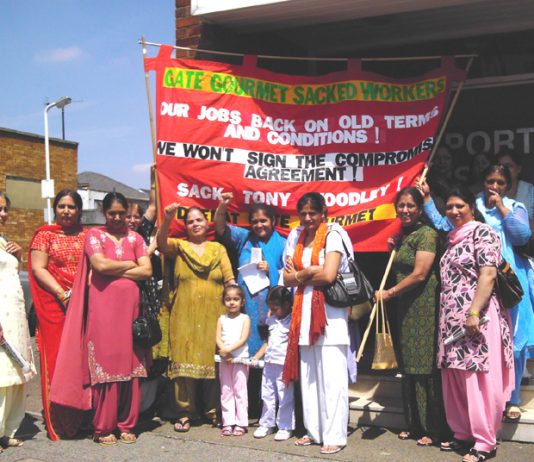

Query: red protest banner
left=145, top=46, right=464, bottom=251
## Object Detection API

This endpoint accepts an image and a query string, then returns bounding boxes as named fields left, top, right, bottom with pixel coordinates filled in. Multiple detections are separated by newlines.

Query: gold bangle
left=468, top=309, right=480, bottom=318
left=295, top=271, right=303, bottom=285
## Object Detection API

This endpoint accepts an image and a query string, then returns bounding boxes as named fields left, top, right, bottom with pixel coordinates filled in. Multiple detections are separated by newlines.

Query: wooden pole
left=356, top=55, right=476, bottom=362
left=141, top=36, right=162, bottom=224
left=138, top=40, right=476, bottom=63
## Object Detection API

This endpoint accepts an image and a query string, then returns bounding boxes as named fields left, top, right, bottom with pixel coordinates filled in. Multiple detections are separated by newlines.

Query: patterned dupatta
left=282, top=222, right=328, bottom=385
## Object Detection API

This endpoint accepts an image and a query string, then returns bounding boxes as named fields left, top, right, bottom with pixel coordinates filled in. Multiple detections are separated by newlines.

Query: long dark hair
left=53, top=189, right=83, bottom=222
left=0, top=191, right=11, bottom=210
left=266, top=285, right=293, bottom=308
left=445, top=184, right=485, bottom=223
left=102, top=192, right=128, bottom=212
left=248, top=203, right=276, bottom=228
left=297, top=192, right=327, bottom=217
left=482, top=163, right=512, bottom=191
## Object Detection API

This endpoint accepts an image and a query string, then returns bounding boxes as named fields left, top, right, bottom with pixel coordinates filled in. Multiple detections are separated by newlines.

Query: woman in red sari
left=28, top=189, right=85, bottom=440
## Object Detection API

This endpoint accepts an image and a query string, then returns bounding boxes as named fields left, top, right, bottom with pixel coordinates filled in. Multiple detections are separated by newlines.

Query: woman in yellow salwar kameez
left=158, top=203, right=234, bottom=432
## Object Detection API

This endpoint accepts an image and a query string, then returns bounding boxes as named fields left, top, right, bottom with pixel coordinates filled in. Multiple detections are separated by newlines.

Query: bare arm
left=283, top=251, right=341, bottom=287
left=123, top=255, right=152, bottom=281
left=214, top=192, right=233, bottom=236
left=89, top=253, right=136, bottom=276
left=144, top=165, right=157, bottom=224
left=252, top=342, right=268, bottom=361
left=375, top=250, right=435, bottom=302
left=465, top=266, right=497, bottom=335
left=157, top=203, right=179, bottom=253
left=31, top=250, right=67, bottom=299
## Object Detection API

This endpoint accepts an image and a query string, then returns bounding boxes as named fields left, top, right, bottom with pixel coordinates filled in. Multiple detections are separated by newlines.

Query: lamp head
left=55, top=96, right=72, bottom=109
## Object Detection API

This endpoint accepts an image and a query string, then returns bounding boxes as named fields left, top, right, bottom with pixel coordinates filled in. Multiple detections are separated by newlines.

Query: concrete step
left=349, top=375, right=534, bottom=443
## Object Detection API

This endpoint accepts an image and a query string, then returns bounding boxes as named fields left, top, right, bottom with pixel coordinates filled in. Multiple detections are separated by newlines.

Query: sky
left=1, top=0, right=176, bottom=189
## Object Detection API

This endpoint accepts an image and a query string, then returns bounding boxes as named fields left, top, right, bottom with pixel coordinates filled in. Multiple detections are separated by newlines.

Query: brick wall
left=0, top=128, right=78, bottom=268
left=176, top=0, right=202, bottom=58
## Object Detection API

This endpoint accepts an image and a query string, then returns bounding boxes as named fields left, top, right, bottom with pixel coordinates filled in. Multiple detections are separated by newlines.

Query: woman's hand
left=374, top=289, right=392, bottom=303
left=220, top=192, right=233, bottom=206
left=465, top=314, right=480, bottom=335
left=415, top=177, right=431, bottom=204
left=163, top=203, right=180, bottom=221
left=257, top=260, right=269, bottom=274
left=5, top=241, right=22, bottom=261
left=487, top=189, right=504, bottom=209
left=284, top=256, right=295, bottom=273
left=387, top=235, right=401, bottom=252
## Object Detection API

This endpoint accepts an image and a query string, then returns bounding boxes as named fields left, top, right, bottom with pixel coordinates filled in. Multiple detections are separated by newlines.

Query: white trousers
left=300, top=345, right=348, bottom=446
left=259, top=363, right=295, bottom=430
left=0, top=384, right=26, bottom=438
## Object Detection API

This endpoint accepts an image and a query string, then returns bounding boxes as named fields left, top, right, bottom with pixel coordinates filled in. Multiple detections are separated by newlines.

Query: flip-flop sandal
left=416, top=436, right=434, bottom=447
left=398, top=431, right=411, bottom=440
left=94, top=434, right=117, bottom=446
left=440, top=439, right=471, bottom=452
left=462, top=447, right=497, bottom=462
left=295, top=435, right=314, bottom=446
left=120, top=433, right=137, bottom=444
left=174, top=418, right=191, bottom=433
left=221, top=426, right=233, bottom=436
left=232, top=426, right=247, bottom=436
left=505, top=405, right=521, bottom=421
left=320, top=445, right=344, bottom=454
left=0, top=437, right=23, bottom=448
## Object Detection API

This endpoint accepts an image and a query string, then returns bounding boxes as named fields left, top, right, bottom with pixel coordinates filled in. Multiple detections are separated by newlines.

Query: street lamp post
left=43, top=96, right=72, bottom=224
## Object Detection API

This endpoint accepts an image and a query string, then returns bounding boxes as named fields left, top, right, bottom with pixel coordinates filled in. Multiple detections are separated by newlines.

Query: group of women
left=1, top=155, right=533, bottom=461
left=380, top=159, right=534, bottom=462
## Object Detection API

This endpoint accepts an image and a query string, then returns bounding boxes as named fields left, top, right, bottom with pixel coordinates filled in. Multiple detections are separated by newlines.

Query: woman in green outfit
left=376, top=187, right=451, bottom=448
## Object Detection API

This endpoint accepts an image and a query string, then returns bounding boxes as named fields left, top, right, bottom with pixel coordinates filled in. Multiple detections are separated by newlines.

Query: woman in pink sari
left=51, top=192, right=152, bottom=446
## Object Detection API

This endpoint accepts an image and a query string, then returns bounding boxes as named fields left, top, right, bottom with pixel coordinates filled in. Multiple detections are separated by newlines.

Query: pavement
left=3, top=346, right=534, bottom=462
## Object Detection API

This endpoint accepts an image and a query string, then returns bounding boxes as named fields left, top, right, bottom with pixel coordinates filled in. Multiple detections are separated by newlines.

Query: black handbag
left=133, top=285, right=162, bottom=348
left=496, top=259, right=523, bottom=309
left=473, top=224, right=523, bottom=310
left=323, top=230, right=374, bottom=308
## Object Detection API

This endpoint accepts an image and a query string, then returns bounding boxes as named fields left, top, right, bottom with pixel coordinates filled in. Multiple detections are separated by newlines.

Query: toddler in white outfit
left=252, top=286, right=294, bottom=441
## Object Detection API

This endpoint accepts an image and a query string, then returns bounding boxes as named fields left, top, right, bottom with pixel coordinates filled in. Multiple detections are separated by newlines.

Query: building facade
left=0, top=127, right=78, bottom=267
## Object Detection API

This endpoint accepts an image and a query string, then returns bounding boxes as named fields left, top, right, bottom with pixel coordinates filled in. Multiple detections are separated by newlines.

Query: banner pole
left=356, top=55, right=475, bottom=362
left=421, top=55, right=476, bottom=182
left=137, top=40, right=476, bottom=63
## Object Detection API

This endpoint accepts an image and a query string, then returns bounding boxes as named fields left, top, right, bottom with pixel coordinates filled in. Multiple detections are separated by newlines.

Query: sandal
left=295, top=435, right=314, bottom=446
left=320, top=445, right=344, bottom=454
left=441, top=439, right=470, bottom=452
left=0, top=437, right=24, bottom=448
left=93, top=434, right=117, bottom=446
left=505, top=405, right=521, bottom=421
left=174, top=417, right=191, bottom=433
left=119, top=432, right=137, bottom=444
left=221, top=426, right=233, bottom=436
left=462, top=447, right=497, bottom=462
left=398, top=431, right=411, bottom=440
left=232, top=426, right=247, bottom=436
left=416, top=436, right=434, bottom=447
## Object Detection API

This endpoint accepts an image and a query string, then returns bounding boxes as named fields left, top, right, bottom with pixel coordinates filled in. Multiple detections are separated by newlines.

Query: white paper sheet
left=238, top=262, right=270, bottom=295
left=250, top=247, right=262, bottom=264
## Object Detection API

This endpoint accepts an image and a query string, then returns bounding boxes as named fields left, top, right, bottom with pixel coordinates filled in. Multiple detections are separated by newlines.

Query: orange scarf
left=282, top=222, right=328, bottom=384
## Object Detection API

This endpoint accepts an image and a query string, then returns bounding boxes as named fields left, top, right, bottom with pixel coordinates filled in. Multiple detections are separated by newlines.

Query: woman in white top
left=0, top=192, right=36, bottom=452
left=282, top=192, right=351, bottom=455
